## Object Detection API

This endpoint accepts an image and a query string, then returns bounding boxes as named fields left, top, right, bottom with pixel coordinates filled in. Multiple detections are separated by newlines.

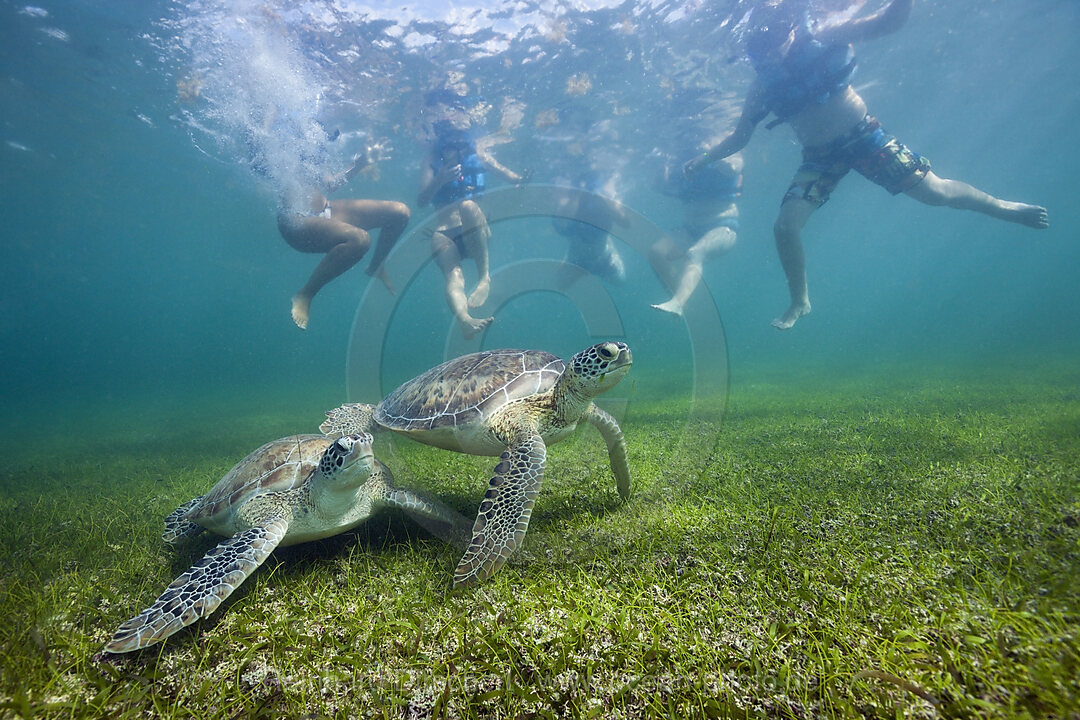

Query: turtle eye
left=599, top=344, right=615, bottom=359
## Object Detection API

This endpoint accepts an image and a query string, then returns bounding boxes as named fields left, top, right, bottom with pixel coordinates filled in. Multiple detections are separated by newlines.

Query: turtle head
left=568, top=341, right=632, bottom=394
left=320, top=433, right=376, bottom=482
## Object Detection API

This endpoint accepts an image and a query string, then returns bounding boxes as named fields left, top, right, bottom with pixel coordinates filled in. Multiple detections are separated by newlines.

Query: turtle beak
left=597, top=347, right=632, bottom=392
left=606, top=345, right=632, bottom=374
left=342, top=434, right=375, bottom=471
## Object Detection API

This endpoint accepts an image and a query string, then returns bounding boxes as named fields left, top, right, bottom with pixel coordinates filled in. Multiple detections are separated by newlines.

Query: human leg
left=458, top=200, right=492, bottom=308
left=432, top=228, right=493, bottom=339
left=559, top=233, right=625, bottom=290
left=652, top=225, right=735, bottom=317
left=843, top=122, right=1047, bottom=229
left=771, top=198, right=818, bottom=330
left=329, top=199, right=411, bottom=271
left=649, top=236, right=684, bottom=295
left=278, top=215, right=371, bottom=330
left=904, top=172, right=1048, bottom=229
left=768, top=155, right=848, bottom=330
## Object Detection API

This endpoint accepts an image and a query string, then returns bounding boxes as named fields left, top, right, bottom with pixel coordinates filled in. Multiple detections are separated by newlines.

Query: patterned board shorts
left=783, top=115, right=931, bottom=207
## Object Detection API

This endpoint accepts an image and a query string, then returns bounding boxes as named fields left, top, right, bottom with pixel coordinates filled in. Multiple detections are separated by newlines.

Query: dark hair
left=745, top=1, right=807, bottom=62
left=434, top=122, right=472, bottom=154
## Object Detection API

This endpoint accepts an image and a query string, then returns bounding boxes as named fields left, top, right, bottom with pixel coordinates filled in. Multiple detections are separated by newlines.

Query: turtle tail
left=320, top=403, right=378, bottom=438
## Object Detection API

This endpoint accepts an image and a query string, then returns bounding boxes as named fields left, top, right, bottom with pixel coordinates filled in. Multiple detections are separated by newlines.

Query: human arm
left=477, top=147, right=524, bottom=184
left=683, top=82, right=767, bottom=178
left=324, top=157, right=367, bottom=192
left=417, top=151, right=463, bottom=207
left=815, top=0, right=912, bottom=45
left=324, top=138, right=392, bottom=192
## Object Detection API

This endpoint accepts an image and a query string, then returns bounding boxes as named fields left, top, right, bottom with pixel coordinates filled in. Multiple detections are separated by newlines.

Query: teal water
left=1, top=0, right=1077, bottom=434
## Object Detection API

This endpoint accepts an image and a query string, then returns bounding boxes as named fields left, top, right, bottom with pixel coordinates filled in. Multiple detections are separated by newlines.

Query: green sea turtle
left=105, top=433, right=465, bottom=654
left=320, top=341, right=633, bottom=587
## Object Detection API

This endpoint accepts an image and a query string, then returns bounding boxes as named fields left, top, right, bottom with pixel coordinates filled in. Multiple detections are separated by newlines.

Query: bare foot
left=291, top=294, right=312, bottom=330
left=998, top=202, right=1049, bottom=229
left=651, top=299, right=683, bottom=317
left=771, top=301, right=811, bottom=330
left=467, top=276, right=490, bottom=308
left=461, top=315, right=493, bottom=340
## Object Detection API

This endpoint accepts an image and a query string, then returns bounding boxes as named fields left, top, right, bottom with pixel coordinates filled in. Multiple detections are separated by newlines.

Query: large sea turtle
left=320, top=341, right=633, bottom=587
left=105, top=433, right=465, bottom=654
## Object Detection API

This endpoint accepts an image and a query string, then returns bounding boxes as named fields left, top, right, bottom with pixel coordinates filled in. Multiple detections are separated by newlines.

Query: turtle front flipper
left=105, top=516, right=289, bottom=654
left=320, top=403, right=378, bottom=439
left=453, top=433, right=546, bottom=587
left=367, top=460, right=472, bottom=547
left=584, top=405, right=631, bottom=500
left=387, top=488, right=473, bottom=549
left=162, top=497, right=206, bottom=544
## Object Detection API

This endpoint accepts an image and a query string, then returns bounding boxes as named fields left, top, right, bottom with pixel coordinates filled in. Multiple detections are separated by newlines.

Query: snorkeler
left=551, top=170, right=628, bottom=289
left=277, top=139, right=408, bottom=330
left=684, top=0, right=1049, bottom=330
left=417, top=120, right=524, bottom=339
left=651, top=152, right=744, bottom=317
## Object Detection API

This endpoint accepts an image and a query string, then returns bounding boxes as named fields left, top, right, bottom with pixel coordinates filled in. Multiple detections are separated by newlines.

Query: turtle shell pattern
left=186, top=434, right=331, bottom=523
left=375, top=349, right=565, bottom=432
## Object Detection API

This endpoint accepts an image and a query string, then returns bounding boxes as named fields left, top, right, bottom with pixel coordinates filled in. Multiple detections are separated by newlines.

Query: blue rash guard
left=431, top=146, right=486, bottom=207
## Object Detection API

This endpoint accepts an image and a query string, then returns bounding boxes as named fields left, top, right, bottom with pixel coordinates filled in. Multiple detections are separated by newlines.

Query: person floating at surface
left=418, top=120, right=524, bottom=339
left=277, top=139, right=409, bottom=330
left=551, top=170, right=628, bottom=289
left=684, top=0, right=1048, bottom=331
left=651, top=151, right=744, bottom=317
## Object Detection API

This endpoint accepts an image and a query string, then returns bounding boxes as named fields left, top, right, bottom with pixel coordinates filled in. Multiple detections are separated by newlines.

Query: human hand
left=365, top=137, right=393, bottom=164
left=437, top=162, right=464, bottom=184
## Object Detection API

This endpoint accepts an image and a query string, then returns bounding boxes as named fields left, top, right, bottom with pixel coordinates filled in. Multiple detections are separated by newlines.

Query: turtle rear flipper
left=321, top=403, right=378, bottom=438
left=453, top=432, right=545, bottom=587
left=162, top=497, right=206, bottom=544
left=105, top=516, right=289, bottom=654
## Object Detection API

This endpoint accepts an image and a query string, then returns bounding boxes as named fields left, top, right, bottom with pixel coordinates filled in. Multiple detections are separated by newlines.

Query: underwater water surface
left=1, top=0, right=1078, bottom=716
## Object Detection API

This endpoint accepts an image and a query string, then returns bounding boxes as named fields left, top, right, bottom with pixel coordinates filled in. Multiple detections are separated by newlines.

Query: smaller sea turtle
left=320, top=341, right=633, bottom=587
left=105, top=433, right=465, bottom=654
